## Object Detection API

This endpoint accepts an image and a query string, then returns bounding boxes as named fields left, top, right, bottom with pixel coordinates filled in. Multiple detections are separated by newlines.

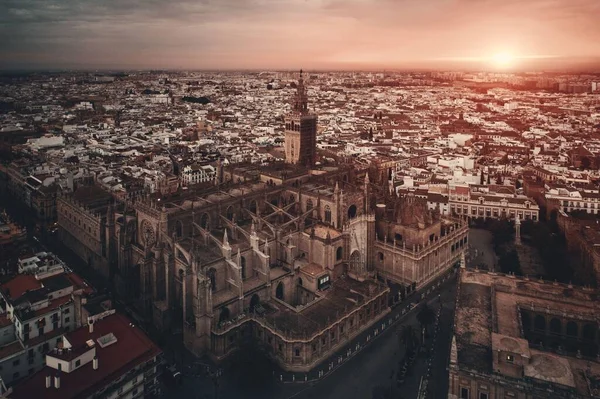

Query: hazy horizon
left=2, top=0, right=600, bottom=72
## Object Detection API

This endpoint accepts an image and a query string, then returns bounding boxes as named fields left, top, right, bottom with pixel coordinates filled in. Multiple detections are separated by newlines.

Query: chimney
left=89, top=321, right=94, bottom=334
left=54, top=373, right=60, bottom=389
left=45, top=375, right=52, bottom=388
left=93, top=357, right=99, bottom=370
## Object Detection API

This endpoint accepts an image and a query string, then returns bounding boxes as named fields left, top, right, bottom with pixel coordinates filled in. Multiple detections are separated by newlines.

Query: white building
left=0, top=272, right=80, bottom=385
left=181, top=164, right=216, bottom=186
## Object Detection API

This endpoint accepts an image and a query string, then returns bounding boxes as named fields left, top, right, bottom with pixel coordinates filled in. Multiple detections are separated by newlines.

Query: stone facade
left=284, top=70, right=317, bottom=168
left=449, top=269, right=600, bottom=399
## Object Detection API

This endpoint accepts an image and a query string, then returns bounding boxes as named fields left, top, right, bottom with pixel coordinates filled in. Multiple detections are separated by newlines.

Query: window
left=63, top=308, right=70, bottom=314
left=13, top=372, right=19, bottom=380
left=278, top=344, right=282, bottom=352
left=479, top=393, right=488, bottom=399
left=506, top=354, right=514, bottom=363
left=13, top=359, right=19, bottom=366
left=75, top=359, right=81, bottom=368
left=132, top=388, right=138, bottom=396
left=28, top=368, right=34, bottom=375
left=294, top=348, right=300, bottom=357
left=65, top=317, right=70, bottom=323
left=460, top=387, right=470, bottom=399
left=324, top=205, right=332, bottom=223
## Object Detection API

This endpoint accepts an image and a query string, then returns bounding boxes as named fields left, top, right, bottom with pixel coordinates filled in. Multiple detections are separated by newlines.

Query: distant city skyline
left=1, top=0, right=600, bottom=71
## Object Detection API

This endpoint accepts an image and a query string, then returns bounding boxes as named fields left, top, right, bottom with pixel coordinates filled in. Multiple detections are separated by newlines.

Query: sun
left=490, top=52, right=515, bottom=68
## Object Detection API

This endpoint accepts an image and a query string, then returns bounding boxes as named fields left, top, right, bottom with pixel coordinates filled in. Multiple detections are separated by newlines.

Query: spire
left=292, top=69, right=308, bottom=114
left=223, top=229, right=230, bottom=249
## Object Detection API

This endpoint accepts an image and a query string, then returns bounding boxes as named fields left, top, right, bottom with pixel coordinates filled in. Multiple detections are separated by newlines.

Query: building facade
left=53, top=75, right=467, bottom=372
left=284, top=70, right=317, bottom=168
left=10, top=312, right=162, bottom=399
left=181, top=164, right=216, bottom=186
left=449, top=269, right=600, bottom=399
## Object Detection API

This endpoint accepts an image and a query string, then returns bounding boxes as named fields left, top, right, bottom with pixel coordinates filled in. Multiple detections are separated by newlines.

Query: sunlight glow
left=490, top=52, right=515, bottom=68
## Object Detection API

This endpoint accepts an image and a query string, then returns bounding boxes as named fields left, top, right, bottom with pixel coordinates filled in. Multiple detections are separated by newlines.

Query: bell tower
left=284, top=69, right=317, bottom=167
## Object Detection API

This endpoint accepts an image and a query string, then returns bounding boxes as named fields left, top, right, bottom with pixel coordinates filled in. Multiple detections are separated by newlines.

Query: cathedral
left=56, top=75, right=468, bottom=371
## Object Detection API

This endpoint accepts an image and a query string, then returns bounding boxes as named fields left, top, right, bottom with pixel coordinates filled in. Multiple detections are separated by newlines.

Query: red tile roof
left=0, top=314, right=13, bottom=328
left=31, top=295, right=71, bottom=318
left=11, top=313, right=162, bottom=399
left=0, top=274, right=41, bottom=301
left=63, top=273, right=94, bottom=295
left=0, top=340, right=23, bottom=360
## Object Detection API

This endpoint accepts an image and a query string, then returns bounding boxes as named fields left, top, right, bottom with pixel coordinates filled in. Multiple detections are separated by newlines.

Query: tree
left=498, top=249, right=522, bottom=275
left=398, top=325, right=418, bottom=354
left=372, top=386, right=391, bottom=399
left=417, top=304, right=436, bottom=336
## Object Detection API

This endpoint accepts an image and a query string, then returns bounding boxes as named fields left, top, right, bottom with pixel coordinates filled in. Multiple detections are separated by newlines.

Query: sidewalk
left=273, top=268, right=458, bottom=385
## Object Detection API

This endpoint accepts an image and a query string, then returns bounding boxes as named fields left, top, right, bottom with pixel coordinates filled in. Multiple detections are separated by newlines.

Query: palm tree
left=399, top=325, right=417, bottom=354
left=417, top=304, right=435, bottom=337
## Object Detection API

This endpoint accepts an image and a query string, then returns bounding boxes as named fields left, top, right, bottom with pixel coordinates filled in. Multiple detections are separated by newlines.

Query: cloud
left=0, top=0, right=598, bottom=69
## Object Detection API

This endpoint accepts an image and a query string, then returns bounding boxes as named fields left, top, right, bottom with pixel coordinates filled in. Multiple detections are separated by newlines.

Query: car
left=161, top=364, right=182, bottom=387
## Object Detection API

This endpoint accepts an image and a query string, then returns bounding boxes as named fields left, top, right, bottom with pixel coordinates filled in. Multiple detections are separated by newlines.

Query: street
left=164, top=271, right=459, bottom=399
left=466, top=228, right=496, bottom=271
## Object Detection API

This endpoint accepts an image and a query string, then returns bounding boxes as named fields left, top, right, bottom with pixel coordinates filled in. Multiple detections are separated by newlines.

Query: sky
left=1, top=0, right=599, bottom=71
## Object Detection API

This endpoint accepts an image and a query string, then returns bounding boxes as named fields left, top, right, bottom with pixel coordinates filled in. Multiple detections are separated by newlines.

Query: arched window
left=226, top=206, right=234, bottom=221
left=219, top=307, right=230, bottom=323
left=549, top=318, right=562, bottom=335
left=207, top=268, right=216, bottom=292
left=200, top=213, right=209, bottom=229
left=175, top=220, right=183, bottom=238
left=336, top=247, right=343, bottom=261
left=276, top=282, right=284, bottom=300
left=297, top=278, right=303, bottom=287
left=378, top=252, right=384, bottom=262
left=240, top=256, right=246, bottom=279
left=347, top=204, right=357, bottom=220
left=350, top=250, right=361, bottom=270
left=566, top=321, right=578, bottom=337
left=583, top=324, right=596, bottom=341
left=324, top=205, right=332, bottom=223
left=289, top=195, right=295, bottom=204
left=534, top=315, right=546, bottom=331
left=306, top=199, right=313, bottom=210
left=249, top=200, right=257, bottom=214
left=250, top=294, right=260, bottom=312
